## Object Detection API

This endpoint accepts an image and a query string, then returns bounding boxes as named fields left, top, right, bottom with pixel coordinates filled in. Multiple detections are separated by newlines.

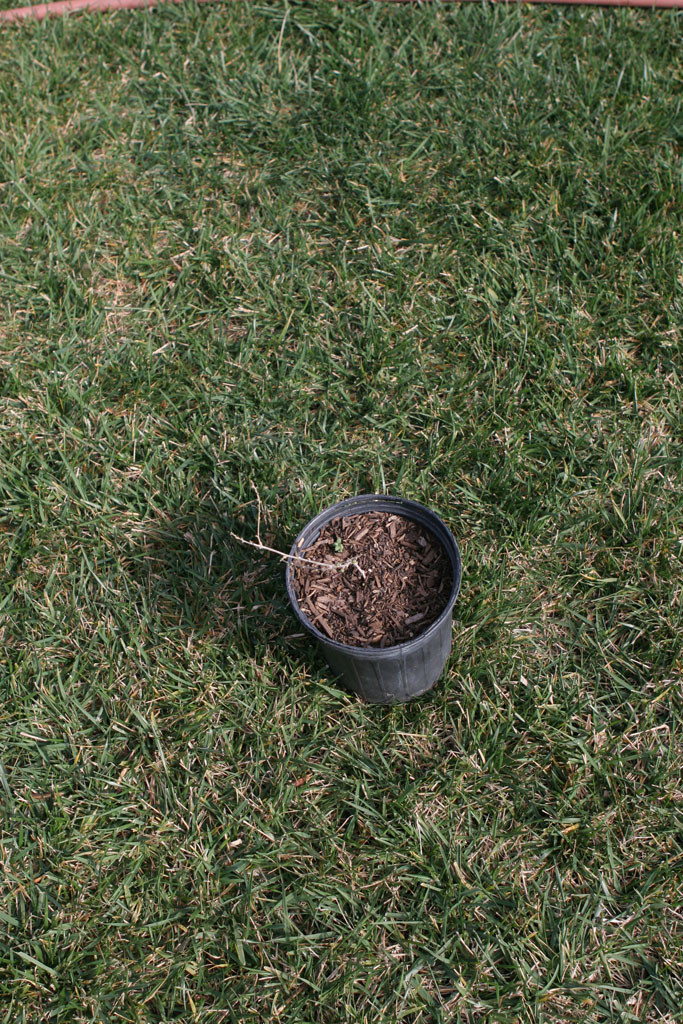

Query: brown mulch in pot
left=290, top=511, right=452, bottom=648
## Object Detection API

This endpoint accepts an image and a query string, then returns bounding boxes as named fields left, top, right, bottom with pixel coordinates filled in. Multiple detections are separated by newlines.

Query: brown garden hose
left=0, top=0, right=680, bottom=27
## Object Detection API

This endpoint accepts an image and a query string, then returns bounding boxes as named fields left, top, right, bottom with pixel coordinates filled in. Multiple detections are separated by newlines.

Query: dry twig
left=230, top=532, right=367, bottom=578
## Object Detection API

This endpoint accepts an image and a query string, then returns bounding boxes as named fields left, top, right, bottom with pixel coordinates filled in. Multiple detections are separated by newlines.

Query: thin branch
left=251, top=482, right=264, bottom=546
left=230, top=532, right=366, bottom=577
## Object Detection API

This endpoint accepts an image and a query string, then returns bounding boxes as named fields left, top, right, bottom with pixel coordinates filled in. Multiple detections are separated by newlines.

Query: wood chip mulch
left=290, top=511, right=452, bottom=648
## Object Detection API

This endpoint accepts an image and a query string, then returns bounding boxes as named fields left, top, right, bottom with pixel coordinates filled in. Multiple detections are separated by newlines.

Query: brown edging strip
left=0, top=0, right=213, bottom=22
left=0, top=0, right=680, bottom=29
left=383, top=0, right=682, bottom=4
left=1, top=0, right=682, bottom=21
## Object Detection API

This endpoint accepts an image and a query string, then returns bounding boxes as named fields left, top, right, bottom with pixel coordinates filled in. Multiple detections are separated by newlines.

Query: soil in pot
left=290, top=511, right=452, bottom=648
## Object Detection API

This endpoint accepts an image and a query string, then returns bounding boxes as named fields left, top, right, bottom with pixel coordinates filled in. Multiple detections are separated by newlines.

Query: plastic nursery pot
left=286, top=494, right=462, bottom=705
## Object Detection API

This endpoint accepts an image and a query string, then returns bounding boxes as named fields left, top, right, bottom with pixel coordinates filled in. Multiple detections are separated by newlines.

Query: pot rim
left=285, top=494, right=462, bottom=657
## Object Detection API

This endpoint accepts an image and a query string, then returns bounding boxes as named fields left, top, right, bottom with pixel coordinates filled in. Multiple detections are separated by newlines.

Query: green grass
left=0, top=1, right=682, bottom=1021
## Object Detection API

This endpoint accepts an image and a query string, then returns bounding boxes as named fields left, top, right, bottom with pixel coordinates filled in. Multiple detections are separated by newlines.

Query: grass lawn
left=1, top=1, right=682, bottom=1021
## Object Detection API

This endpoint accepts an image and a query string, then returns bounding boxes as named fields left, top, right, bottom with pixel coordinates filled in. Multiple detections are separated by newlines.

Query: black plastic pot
left=286, top=495, right=462, bottom=704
